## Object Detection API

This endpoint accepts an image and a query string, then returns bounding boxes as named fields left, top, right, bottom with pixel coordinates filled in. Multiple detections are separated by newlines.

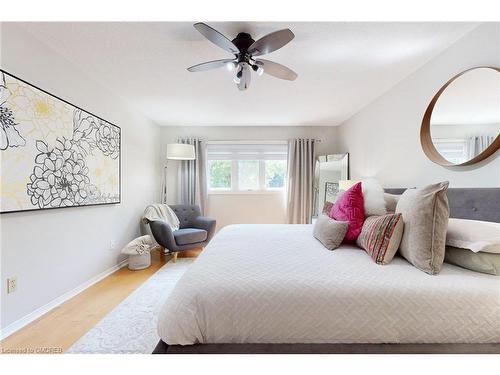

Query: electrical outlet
left=109, top=240, right=117, bottom=251
left=7, top=277, right=17, bottom=294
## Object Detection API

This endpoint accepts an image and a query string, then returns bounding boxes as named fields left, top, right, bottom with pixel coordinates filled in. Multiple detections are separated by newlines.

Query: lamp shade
left=166, top=143, right=195, bottom=160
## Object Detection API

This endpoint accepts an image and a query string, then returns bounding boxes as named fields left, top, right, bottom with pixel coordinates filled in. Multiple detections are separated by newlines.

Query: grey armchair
left=149, top=205, right=216, bottom=261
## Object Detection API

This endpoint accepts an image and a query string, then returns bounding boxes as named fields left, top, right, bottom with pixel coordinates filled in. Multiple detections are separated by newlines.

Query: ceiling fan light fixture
left=187, top=23, right=298, bottom=90
left=251, top=63, right=264, bottom=77
left=233, top=68, right=243, bottom=84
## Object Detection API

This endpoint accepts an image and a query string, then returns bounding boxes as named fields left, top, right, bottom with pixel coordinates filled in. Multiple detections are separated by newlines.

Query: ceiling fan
left=187, top=23, right=298, bottom=91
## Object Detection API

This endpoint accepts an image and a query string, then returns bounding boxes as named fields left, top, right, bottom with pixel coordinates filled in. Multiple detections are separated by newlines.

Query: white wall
left=337, top=23, right=500, bottom=188
left=0, top=24, right=161, bottom=330
left=161, top=126, right=338, bottom=229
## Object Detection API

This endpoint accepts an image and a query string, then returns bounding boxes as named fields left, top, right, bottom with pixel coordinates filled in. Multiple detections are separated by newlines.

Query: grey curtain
left=177, top=137, right=207, bottom=214
left=286, top=138, right=316, bottom=224
left=160, top=166, right=168, bottom=204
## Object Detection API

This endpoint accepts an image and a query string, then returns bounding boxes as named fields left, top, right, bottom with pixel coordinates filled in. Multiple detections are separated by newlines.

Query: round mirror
left=421, top=67, right=500, bottom=166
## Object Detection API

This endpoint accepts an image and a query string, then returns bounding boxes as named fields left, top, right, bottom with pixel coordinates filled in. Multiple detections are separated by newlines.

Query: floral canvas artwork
left=0, top=70, right=120, bottom=213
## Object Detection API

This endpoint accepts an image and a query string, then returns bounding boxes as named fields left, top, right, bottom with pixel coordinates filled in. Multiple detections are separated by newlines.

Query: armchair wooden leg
left=172, top=252, right=178, bottom=263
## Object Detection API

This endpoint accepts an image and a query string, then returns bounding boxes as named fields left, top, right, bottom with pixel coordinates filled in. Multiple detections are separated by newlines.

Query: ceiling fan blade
left=248, top=29, right=295, bottom=57
left=237, top=63, right=251, bottom=91
left=194, top=23, right=239, bottom=54
left=187, top=59, right=235, bottom=72
left=256, top=59, right=298, bottom=81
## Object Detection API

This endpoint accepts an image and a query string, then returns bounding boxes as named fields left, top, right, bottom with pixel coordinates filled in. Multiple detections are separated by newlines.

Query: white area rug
left=67, top=258, right=193, bottom=354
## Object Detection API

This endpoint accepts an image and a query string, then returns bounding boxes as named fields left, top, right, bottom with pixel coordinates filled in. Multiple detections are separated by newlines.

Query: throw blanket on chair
left=142, top=204, right=180, bottom=231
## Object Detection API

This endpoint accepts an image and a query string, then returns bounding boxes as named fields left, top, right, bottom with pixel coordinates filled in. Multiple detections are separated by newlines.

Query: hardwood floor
left=0, top=249, right=200, bottom=354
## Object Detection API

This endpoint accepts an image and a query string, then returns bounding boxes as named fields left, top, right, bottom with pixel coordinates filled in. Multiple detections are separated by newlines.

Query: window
left=238, top=160, right=260, bottom=190
left=207, top=142, right=287, bottom=192
left=208, top=160, right=232, bottom=190
left=433, top=139, right=468, bottom=164
left=265, top=160, right=286, bottom=189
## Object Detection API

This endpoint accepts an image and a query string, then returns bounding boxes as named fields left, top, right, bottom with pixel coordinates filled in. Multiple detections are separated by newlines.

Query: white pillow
left=384, top=193, right=400, bottom=213
left=446, top=218, right=500, bottom=253
left=361, top=179, right=386, bottom=216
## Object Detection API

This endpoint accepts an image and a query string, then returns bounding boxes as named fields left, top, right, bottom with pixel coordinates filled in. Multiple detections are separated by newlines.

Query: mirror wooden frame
left=420, top=66, right=500, bottom=167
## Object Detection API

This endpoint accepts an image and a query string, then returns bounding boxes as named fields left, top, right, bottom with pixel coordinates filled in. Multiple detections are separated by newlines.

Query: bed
left=154, top=188, right=500, bottom=354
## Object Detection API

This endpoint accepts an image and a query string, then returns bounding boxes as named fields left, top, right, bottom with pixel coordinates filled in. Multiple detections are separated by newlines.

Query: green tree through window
left=265, top=160, right=286, bottom=188
left=208, top=160, right=231, bottom=189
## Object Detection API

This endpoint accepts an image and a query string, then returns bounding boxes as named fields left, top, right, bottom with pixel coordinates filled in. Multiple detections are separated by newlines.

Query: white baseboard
left=0, top=259, right=129, bottom=341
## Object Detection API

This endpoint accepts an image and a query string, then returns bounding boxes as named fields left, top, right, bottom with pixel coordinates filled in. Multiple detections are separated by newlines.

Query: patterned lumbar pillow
left=313, top=215, right=349, bottom=250
left=396, top=181, right=450, bottom=275
left=356, top=213, right=404, bottom=264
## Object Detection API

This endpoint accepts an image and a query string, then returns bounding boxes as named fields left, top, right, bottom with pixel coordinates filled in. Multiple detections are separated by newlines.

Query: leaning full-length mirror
left=312, top=153, right=349, bottom=218
left=421, top=67, right=500, bottom=166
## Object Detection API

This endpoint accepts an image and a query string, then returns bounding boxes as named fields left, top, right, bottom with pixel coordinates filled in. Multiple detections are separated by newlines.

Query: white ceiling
left=18, top=22, right=479, bottom=127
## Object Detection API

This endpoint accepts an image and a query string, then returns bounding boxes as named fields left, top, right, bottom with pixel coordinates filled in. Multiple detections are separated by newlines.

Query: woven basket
left=128, top=252, right=151, bottom=270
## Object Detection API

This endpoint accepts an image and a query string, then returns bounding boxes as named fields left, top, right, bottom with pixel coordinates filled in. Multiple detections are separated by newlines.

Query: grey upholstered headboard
left=384, top=188, right=500, bottom=223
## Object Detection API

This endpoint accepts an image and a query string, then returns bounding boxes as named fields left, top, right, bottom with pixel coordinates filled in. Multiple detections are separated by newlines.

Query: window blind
left=207, top=143, right=288, bottom=161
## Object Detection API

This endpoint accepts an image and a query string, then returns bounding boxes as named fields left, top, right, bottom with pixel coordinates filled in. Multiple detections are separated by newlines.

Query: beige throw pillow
left=313, top=215, right=349, bottom=250
left=396, top=182, right=450, bottom=274
left=445, top=246, right=500, bottom=276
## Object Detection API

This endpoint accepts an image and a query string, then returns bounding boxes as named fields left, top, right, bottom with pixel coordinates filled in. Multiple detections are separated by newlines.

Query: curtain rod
left=206, top=139, right=322, bottom=144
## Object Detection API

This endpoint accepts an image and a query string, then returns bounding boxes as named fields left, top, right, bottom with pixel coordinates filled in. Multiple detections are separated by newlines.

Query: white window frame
left=207, top=141, right=287, bottom=194
left=432, top=138, right=468, bottom=164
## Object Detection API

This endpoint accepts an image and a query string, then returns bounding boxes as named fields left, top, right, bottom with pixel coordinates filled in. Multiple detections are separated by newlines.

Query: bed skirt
left=152, top=340, right=500, bottom=354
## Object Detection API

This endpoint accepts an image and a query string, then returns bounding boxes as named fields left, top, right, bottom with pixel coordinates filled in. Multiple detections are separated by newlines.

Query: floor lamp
left=161, top=143, right=196, bottom=204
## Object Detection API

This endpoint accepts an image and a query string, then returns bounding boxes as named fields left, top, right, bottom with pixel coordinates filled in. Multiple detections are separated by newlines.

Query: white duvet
left=158, top=224, right=500, bottom=345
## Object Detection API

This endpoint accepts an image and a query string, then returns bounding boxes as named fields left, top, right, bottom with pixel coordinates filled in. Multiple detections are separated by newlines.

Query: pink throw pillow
left=329, top=182, right=365, bottom=242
